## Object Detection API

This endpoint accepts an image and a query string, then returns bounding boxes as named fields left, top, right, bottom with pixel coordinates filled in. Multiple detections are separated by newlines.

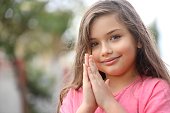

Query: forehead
left=90, top=14, right=126, bottom=37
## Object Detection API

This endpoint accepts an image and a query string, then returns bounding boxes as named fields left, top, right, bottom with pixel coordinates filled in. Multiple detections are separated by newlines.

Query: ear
left=137, top=41, right=142, bottom=48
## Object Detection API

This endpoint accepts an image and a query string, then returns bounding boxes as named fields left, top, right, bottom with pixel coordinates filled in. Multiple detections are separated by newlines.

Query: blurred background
left=0, top=0, right=170, bottom=113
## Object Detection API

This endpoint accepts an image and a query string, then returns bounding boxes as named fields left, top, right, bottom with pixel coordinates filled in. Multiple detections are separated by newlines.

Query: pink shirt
left=60, top=76, right=170, bottom=113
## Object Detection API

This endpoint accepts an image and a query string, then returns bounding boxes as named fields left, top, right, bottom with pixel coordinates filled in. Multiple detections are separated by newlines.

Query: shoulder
left=140, top=76, right=170, bottom=91
left=60, top=87, right=83, bottom=112
left=134, top=76, right=170, bottom=97
left=66, top=87, right=83, bottom=98
left=138, top=76, right=170, bottom=104
left=135, top=76, right=170, bottom=102
left=137, top=76, right=170, bottom=96
left=138, top=76, right=170, bottom=112
left=62, top=87, right=83, bottom=105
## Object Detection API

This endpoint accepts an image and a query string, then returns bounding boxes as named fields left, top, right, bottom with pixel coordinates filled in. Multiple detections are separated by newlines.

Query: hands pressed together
left=77, top=54, right=126, bottom=113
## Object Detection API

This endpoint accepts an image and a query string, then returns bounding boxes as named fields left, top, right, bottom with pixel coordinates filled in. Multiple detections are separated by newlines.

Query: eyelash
left=110, top=35, right=121, bottom=41
left=90, top=42, right=98, bottom=48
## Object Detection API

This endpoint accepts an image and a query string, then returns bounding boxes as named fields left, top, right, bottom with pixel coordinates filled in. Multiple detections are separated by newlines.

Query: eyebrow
left=90, top=29, right=121, bottom=40
left=106, top=29, right=120, bottom=35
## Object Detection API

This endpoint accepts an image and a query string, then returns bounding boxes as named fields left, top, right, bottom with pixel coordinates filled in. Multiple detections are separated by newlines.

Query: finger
left=89, top=55, right=103, bottom=80
left=83, top=64, right=89, bottom=84
left=88, top=66, right=102, bottom=93
left=105, top=79, right=112, bottom=92
left=89, top=55, right=98, bottom=75
left=87, top=66, right=98, bottom=90
left=85, top=53, right=89, bottom=66
left=105, top=79, right=110, bottom=87
left=88, top=66, right=95, bottom=81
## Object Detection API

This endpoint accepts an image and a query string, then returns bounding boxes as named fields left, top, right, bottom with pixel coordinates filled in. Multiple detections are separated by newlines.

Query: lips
left=101, top=56, right=121, bottom=65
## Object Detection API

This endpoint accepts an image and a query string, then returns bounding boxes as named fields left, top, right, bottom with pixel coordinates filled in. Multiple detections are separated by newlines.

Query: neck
left=106, top=69, right=138, bottom=94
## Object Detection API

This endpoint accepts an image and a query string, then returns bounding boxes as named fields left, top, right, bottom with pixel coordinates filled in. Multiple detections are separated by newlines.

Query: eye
left=90, top=41, right=98, bottom=48
left=110, top=35, right=120, bottom=41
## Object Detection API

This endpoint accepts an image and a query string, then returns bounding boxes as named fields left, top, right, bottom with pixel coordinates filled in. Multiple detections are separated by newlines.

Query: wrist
left=102, top=98, right=126, bottom=113
left=76, top=103, right=96, bottom=113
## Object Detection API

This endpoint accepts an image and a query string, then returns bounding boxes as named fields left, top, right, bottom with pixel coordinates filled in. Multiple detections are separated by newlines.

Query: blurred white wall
left=128, top=0, right=170, bottom=70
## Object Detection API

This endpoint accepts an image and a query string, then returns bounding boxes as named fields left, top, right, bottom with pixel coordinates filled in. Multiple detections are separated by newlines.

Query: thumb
left=105, top=79, right=110, bottom=87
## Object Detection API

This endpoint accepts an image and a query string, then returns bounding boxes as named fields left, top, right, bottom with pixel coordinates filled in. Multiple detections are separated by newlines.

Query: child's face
left=90, top=14, right=138, bottom=77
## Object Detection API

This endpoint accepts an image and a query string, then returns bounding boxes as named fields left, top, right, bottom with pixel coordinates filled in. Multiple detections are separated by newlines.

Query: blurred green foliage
left=27, top=65, right=55, bottom=98
left=38, top=11, right=71, bottom=35
left=0, top=0, right=72, bottom=60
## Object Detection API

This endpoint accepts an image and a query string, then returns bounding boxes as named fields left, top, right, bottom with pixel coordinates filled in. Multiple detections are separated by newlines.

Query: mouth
left=101, top=56, right=121, bottom=66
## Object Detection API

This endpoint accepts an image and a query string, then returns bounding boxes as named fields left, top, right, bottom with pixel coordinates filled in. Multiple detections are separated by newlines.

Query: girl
left=57, top=0, right=170, bottom=113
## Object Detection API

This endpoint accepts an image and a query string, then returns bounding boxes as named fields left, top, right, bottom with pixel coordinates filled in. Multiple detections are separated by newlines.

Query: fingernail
left=89, top=55, right=93, bottom=61
left=85, top=53, right=89, bottom=56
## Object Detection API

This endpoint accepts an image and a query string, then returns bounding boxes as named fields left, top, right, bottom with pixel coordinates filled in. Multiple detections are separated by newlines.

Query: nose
left=101, top=43, right=113, bottom=57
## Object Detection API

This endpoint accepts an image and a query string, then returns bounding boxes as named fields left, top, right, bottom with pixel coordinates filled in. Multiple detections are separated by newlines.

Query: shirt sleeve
left=144, top=79, right=170, bottom=113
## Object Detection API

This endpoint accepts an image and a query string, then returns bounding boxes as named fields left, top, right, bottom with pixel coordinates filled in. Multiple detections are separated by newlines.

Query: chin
left=104, top=70, right=123, bottom=76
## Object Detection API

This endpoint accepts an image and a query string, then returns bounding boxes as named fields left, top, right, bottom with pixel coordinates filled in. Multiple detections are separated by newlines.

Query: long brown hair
left=57, top=0, right=170, bottom=112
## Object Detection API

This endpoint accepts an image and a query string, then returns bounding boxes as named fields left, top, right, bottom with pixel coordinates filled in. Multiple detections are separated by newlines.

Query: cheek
left=121, top=44, right=137, bottom=60
left=92, top=50, right=101, bottom=67
left=123, top=45, right=135, bottom=53
left=91, top=49, right=100, bottom=58
left=118, top=39, right=137, bottom=54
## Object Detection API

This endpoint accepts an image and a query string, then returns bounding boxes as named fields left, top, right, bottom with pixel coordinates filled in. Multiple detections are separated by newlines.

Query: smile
left=101, top=56, right=121, bottom=66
